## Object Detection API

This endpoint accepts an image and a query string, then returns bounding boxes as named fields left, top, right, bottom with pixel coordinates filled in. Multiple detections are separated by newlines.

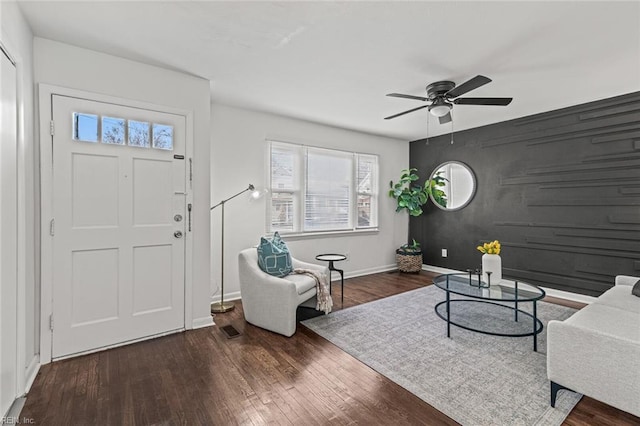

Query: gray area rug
left=302, top=285, right=582, bottom=426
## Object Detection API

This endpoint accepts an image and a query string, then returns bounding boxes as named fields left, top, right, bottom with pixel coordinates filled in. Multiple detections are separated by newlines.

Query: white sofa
left=238, top=248, right=329, bottom=337
left=547, top=275, right=640, bottom=417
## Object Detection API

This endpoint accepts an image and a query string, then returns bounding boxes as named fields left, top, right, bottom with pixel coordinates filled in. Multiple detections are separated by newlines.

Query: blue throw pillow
left=271, top=231, right=287, bottom=250
left=257, top=232, right=293, bottom=278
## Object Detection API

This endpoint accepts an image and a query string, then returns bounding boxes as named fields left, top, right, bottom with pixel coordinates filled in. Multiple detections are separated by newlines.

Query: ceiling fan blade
left=439, top=112, right=452, bottom=124
left=386, top=93, right=429, bottom=102
left=445, top=75, right=492, bottom=98
left=453, top=97, right=513, bottom=106
left=384, top=105, right=428, bottom=120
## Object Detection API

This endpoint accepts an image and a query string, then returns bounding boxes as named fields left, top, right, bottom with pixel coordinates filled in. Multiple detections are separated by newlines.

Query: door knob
left=174, top=214, right=183, bottom=222
left=174, top=231, right=183, bottom=238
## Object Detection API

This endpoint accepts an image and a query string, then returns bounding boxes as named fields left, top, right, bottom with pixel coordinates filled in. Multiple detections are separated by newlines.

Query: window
left=268, top=141, right=378, bottom=233
left=72, top=112, right=173, bottom=150
left=128, top=120, right=150, bottom=147
left=152, top=124, right=174, bottom=150
left=73, top=113, right=98, bottom=142
left=102, top=116, right=125, bottom=145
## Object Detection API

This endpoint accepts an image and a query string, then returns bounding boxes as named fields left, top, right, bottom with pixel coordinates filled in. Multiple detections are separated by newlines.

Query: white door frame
left=38, top=84, right=195, bottom=364
left=0, top=33, right=29, bottom=402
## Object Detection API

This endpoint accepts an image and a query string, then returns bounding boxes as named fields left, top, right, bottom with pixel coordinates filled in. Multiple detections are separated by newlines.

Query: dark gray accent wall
left=410, top=92, right=640, bottom=297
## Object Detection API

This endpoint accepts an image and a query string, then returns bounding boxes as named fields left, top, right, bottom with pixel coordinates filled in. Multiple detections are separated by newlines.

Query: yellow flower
left=476, top=239, right=502, bottom=255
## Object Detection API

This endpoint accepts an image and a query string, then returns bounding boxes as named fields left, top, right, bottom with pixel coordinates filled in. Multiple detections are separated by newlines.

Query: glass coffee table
left=433, top=273, right=546, bottom=351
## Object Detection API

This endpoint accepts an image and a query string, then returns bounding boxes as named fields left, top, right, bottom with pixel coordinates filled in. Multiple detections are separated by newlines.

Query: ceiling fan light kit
left=384, top=75, right=513, bottom=124
left=428, top=98, right=452, bottom=117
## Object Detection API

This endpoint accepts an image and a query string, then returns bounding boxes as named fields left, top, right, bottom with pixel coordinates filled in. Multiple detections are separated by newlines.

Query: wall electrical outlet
left=441, top=249, right=448, bottom=257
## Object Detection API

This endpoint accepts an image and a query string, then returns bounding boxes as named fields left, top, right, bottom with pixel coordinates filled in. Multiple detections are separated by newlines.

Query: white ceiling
left=17, top=1, right=640, bottom=141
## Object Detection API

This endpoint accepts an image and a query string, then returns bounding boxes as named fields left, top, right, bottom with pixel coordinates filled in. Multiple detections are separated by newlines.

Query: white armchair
left=238, top=248, right=329, bottom=337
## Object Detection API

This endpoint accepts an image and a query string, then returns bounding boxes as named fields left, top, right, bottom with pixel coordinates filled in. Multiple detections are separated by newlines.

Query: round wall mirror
left=429, top=161, right=476, bottom=211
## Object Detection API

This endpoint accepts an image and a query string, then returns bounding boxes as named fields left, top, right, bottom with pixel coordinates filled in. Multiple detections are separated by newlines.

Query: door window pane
left=102, top=117, right=125, bottom=145
left=152, top=124, right=173, bottom=150
left=128, top=120, right=150, bottom=148
left=73, top=113, right=98, bottom=143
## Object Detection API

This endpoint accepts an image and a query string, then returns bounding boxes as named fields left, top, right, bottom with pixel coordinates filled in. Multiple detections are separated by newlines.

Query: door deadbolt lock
left=174, top=231, right=183, bottom=238
left=174, top=214, right=183, bottom=222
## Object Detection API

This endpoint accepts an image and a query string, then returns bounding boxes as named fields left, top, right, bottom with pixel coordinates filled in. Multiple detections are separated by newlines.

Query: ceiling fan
left=384, top=75, right=512, bottom=124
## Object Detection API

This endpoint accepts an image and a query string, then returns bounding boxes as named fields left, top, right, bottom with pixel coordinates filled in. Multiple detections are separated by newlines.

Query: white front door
left=0, top=47, right=18, bottom=418
left=51, top=95, right=186, bottom=359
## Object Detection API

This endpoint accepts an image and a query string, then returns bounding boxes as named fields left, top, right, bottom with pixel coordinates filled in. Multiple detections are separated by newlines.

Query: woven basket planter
left=396, top=249, right=423, bottom=273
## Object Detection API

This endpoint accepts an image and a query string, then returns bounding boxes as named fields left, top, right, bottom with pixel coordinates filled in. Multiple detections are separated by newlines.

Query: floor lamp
left=210, top=184, right=263, bottom=313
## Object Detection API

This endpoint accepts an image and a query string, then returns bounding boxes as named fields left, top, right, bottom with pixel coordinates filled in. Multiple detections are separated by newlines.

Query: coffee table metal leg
left=533, top=300, right=538, bottom=352
left=514, top=281, right=519, bottom=322
left=446, top=291, right=451, bottom=338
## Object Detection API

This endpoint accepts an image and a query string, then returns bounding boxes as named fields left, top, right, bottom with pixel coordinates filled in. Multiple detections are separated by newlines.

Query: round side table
left=315, top=254, right=346, bottom=304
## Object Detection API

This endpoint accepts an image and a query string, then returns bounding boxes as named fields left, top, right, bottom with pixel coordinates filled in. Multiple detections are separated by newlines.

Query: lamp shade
left=249, top=187, right=268, bottom=202
left=429, top=99, right=452, bottom=117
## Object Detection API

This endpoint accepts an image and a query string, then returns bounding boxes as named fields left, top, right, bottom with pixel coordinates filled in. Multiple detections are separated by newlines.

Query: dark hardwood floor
left=21, top=271, right=640, bottom=425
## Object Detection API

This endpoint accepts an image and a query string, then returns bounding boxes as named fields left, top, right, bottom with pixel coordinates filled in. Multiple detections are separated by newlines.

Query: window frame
left=267, top=140, right=379, bottom=235
left=355, top=153, right=378, bottom=230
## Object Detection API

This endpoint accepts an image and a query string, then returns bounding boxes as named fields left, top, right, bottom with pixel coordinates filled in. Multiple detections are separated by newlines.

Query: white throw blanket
left=292, top=268, right=333, bottom=314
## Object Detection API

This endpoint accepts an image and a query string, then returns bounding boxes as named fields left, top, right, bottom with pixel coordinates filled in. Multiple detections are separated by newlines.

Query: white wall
left=33, top=38, right=212, bottom=334
left=0, top=0, right=38, bottom=393
left=210, top=104, right=409, bottom=301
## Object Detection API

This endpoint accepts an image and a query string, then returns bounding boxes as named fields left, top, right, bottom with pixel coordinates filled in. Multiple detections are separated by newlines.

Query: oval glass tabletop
left=433, top=273, right=545, bottom=302
left=315, top=254, right=347, bottom=262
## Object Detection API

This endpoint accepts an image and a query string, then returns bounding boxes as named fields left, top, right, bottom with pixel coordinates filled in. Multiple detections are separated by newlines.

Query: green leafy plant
left=398, top=239, right=421, bottom=254
left=388, top=168, right=431, bottom=216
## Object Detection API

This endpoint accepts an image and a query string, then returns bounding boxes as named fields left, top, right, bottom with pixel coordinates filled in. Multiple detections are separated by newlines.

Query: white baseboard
left=4, top=397, right=26, bottom=423
left=423, top=264, right=596, bottom=305
left=422, top=264, right=464, bottom=275
left=212, top=291, right=241, bottom=303
left=218, top=265, right=597, bottom=306
left=24, top=355, right=40, bottom=393
left=541, top=287, right=596, bottom=304
left=337, top=264, right=397, bottom=281
left=192, top=315, right=215, bottom=329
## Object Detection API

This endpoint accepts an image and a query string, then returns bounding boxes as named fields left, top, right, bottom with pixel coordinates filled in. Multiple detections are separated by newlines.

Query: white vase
left=482, top=254, right=502, bottom=286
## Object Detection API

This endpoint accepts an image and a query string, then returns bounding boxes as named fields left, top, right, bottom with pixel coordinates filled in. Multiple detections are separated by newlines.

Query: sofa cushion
left=566, top=303, right=640, bottom=342
left=257, top=233, right=293, bottom=278
left=633, top=280, right=640, bottom=297
left=597, top=285, right=640, bottom=314
left=286, top=273, right=317, bottom=295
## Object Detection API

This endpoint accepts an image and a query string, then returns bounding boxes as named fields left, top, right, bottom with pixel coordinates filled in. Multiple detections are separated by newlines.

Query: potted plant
left=388, top=168, right=436, bottom=272
left=396, top=239, right=423, bottom=273
left=388, top=168, right=431, bottom=217
left=476, top=240, right=502, bottom=285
